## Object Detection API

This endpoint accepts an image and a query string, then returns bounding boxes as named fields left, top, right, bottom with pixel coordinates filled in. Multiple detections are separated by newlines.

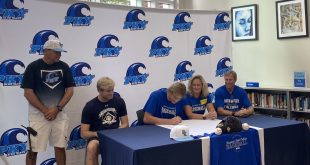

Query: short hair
left=168, top=82, right=186, bottom=97
left=187, top=75, right=209, bottom=98
left=97, top=77, right=115, bottom=91
left=224, top=70, right=237, bottom=80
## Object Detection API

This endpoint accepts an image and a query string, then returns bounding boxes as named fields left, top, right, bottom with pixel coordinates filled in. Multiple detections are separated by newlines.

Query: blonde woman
left=184, top=75, right=217, bottom=120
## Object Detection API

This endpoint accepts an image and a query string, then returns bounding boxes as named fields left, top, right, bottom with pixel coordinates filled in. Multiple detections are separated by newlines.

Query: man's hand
left=204, top=111, right=217, bottom=120
left=234, top=108, right=248, bottom=117
left=170, top=116, right=182, bottom=125
left=44, top=107, right=59, bottom=121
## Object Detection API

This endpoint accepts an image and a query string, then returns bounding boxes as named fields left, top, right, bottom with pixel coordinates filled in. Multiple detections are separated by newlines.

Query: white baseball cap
left=43, top=39, right=67, bottom=52
left=170, top=125, right=194, bottom=141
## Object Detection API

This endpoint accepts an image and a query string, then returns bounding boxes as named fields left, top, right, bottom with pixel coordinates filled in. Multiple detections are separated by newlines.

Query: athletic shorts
left=27, top=119, right=69, bottom=152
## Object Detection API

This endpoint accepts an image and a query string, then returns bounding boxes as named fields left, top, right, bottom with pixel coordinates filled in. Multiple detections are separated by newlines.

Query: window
left=82, top=0, right=176, bottom=9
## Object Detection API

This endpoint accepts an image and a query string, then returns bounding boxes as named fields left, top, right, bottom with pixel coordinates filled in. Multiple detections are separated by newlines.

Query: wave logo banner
left=29, top=30, right=60, bottom=55
left=194, top=36, right=214, bottom=55
left=95, top=34, right=122, bottom=57
left=124, top=62, right=149, bottom=85
left=0, top=128, right=27, bottom=156
left=123, top=9, right=148, bottom=31
left=149, top=36, right=172, bottom=57
left=174, top=61, right=195, bottom=81
left=0, top=0, right=28, bottom=20
left=214, top=12, right=231, bottom=31
left=64, top=3, right=94, bottom=26
left=215, top=57, right=233, bottom=77
left=172, top=12, right=193, bottom=32
left=0, top=59, right=24, bottom=86
left=71, top=62, right=95, bottom=87
left=40, top=158, right=56, bottom=165
left=67, top=125, right=86, bottom=150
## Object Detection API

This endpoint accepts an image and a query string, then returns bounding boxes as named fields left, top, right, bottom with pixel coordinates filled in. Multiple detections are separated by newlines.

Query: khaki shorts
left=28, top=119, right=69, bottom=152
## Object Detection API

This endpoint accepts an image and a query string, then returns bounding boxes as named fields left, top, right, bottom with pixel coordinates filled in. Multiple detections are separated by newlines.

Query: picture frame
left=276, top=0, right=308, bottom=39
left=231, top=4, right=258, bottom=41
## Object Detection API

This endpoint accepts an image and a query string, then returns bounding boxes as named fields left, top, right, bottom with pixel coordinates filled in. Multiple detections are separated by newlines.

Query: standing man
left=143, top=82, right=187, bottom=125
left=81, top=77, right=129, bottom=165
left=215, top=70, right=253, bottom=117
left=21, top=39, right=75, bottom=165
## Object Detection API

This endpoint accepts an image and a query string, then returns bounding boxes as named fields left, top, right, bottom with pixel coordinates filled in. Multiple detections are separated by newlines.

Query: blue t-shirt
left=184, top=93, right=213, bottom=115
left=143, top=88, right=185, bottom=119
left=210, top=129, right=261, bottom=165
left=215, top=85, right=251, bottom=112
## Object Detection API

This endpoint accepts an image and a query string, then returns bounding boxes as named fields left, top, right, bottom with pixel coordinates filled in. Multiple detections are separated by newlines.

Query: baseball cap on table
left=170, top=125, right=194, bottom=141
left=43, top=39, right=67, bottom=52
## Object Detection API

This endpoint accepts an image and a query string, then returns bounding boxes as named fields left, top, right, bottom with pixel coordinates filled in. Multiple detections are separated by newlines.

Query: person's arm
left=217, top=107, right=234, bottom=116
left=204, top=103, right=217, bottom=119
left=24, top=88, right=49, bottom=115
left=184, top=105, right=204, bottom=119
left=143, top=112, right=182, bottom=125
left=119, top=115, right=129, bottom=128
left=80, top=123, right=98, bottom=139
left=235, top=106, right=254, bottom=117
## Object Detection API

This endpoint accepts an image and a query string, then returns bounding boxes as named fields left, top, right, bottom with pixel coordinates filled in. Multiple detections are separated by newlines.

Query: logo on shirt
left=172, top=12, right=193, bottom=32
left=123, top=9, right=148, bottom=30
left=71, top=62, right=95, bottom=87
left=64, top=3, right=94, bottom=26
left=29, top=30, right=60, bottom=55
left=124, top=62, right=149, bottom=85
left=194, top=36, right=214, bottom=55
left=224, top=99, right=240, bottom=110
left=149, top=36, right=172, bottom=57
left=99, top=108, right=117, bottom=125
left=226, top=134, right=248, bottom=152
left=215, top=57, right=233, bottom=77
left=0, top=59, right=24, bottom=86
left=40, top=158, right=56, bottom=165
left=67, top=125, right=86, bottom=150
left=174, top=61, right=195, bottom=81
left=214, top=12, right=231, bottom=31
left=41, top=70, right=63, bottom=89
left=161, top=106, right=176, bottom=117
left=95, top=34, right=122, bottom=57
left=0, top=128, right=27, bottom=157
left=0, top=0, right=28, bottom=20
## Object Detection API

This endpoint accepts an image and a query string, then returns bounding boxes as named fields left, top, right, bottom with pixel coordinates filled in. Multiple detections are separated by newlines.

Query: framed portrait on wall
left=276, top=0, right=308, bottom=39
left=231, top=4, right=258, bottom=41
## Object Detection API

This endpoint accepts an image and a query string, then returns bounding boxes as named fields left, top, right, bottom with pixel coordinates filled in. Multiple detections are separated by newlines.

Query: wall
left=183, top=0, right=310, bottom=88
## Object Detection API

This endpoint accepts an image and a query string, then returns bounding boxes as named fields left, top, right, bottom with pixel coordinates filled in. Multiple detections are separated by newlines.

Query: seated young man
left=143, top=82, right=187, bottom=125
left=80, top=77, right=129, bottom=165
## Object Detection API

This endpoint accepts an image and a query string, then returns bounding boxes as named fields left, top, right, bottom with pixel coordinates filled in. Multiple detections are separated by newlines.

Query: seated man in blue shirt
left=215, top=70, right=253, bottom=117
left=143, top=82, right=186, bottom=125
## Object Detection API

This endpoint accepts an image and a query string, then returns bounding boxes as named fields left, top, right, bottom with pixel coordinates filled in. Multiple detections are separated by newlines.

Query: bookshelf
left=244, top=87, right=310, bottom=127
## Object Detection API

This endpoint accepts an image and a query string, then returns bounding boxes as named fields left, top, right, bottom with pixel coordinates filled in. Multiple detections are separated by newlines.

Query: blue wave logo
left=194, top=36, right=214, bottom=55
left=123, top=9, right=148, bottom=30
left=0, top=0, right=28, bottom=20
left=71, top=62, right=95, bottom=87
left=40, top=158, right=56, bottom=165
left=124, top=62, right=149, bottom=85
left=174, top=61, right=195, bottom=81
left=172, top=12, right=193, bottom=32
left=29, top=30, right=59, bottom=55
left=214, top=12, right=231, bottom=31
left=215, top=57, right=233, bottom=77
left=95, top=34, right=122, bottom=57
left=0, top=128, right=27, bottom=156
left=64, top=3, right=94, bottom=26
left=207, top=83, right=215, bottom=102
left=149, top=36, right=172, bottom=57
left=226, top=134, right=248, bottom=152
left=0, top=59, right=24, bottom=86
left=67, top=125, right=86, bottom=150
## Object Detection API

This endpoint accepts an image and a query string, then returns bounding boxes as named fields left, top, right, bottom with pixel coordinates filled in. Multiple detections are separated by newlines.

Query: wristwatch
left=56, top=105, right=63, bottom=112
left=202, top=116, right=207, bottom=120
left=231, top=111, right=235, bottom=116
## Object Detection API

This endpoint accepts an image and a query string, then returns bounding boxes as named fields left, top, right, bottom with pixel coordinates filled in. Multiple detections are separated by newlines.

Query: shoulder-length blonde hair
left=187, top=75, right=209, bottom=98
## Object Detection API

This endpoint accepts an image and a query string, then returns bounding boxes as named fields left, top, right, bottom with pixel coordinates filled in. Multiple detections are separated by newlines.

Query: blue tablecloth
left=98, top=114, right=310, bottom=165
